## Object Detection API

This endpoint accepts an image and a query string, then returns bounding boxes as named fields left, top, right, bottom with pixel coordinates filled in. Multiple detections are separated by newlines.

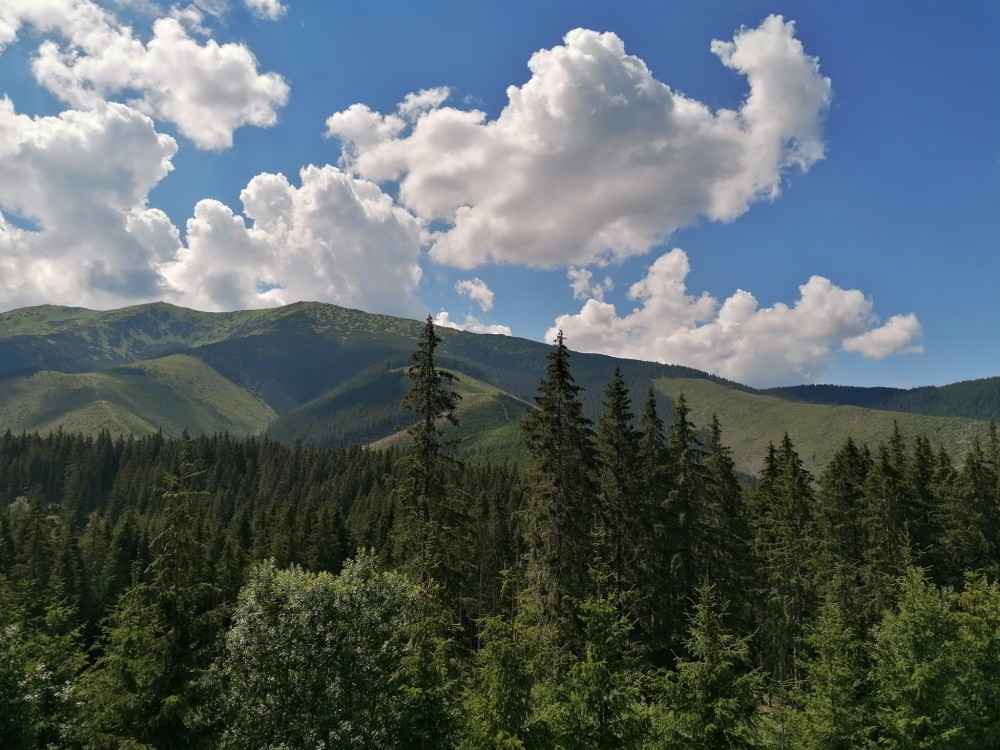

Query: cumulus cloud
left=568, top=267, right=613, bottom=302
left=433, top=311, right=512, bottom=336
left=244, top=0, right=286, bottom=21
left=327, top=16, right=831, bottom=269
left=455, top=277, right=494, bottom=311
left=843, top=314, right=924, bottom=358
left=548, top=249, right=922, bottom=387
left=0, top=97, right=181, bottom=309
left=160, top=166, right=425, bottom=314
left=0, top=96, right=426, bottom=315
left=0, top=0, right=289, bottom=149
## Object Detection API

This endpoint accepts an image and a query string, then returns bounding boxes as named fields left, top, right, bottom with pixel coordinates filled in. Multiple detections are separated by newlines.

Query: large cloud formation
left=327, top=15, right=832, bottom=268
left=161, top=166, right=425, bottom=315
left=0, top=2, right=426, bottom=314
left=0, top=0, right=289, bottom=149
left=0, top=98, right=180, bottom=308
left=549, top=249, right=923, bottom=388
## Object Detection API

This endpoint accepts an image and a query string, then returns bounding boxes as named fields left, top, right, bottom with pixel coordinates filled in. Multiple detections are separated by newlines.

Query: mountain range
left=0, top=301, right=995, bottom=475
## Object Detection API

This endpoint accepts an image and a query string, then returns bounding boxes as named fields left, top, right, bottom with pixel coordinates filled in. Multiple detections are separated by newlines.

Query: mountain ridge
left=0, top=300, right=996, bottom=474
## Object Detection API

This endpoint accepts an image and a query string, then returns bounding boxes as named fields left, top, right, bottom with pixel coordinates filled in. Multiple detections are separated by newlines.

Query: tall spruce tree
left=393, top=315, right=466, bottom=597
left=521, top=331, right=597, bottom=641
left=637, top=387, right=673, bottom=661
left=702, top=414, right=751, bottom=631
left=595, top=368, right=642, bottom=589
left=664, top=392, right=710, bottom=653
left=749, top=433, right=815, bottom=686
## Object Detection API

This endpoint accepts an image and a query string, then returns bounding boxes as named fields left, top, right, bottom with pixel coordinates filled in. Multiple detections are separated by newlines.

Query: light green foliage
left=652, top=582, right=762, bottom=750
left=460, top=613, right=547, bottom=750
left=794, top=593, right=873, bottom=750
left=211, top=552, right=425, bottom=749
left=871, top=569, right=1000, bottom=750
left=547, top=587, right=648, bottom=750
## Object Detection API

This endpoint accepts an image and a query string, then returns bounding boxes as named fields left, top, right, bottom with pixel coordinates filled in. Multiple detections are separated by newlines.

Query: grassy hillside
left=656, top=377, right=988, bottom=475
left=0, top=354, right=276, bottom=438
left=1, top=300, right=997, bottom=475
left=765, top=378, right=1000, bottom=423
left=366, top=371, right=532, bottom=465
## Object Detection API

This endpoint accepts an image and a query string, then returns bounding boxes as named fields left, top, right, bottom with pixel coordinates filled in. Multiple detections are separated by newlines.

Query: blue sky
left=0, top=1, right=996, bottom=388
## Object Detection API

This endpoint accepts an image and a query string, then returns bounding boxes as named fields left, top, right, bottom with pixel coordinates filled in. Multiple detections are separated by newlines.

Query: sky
left=0, top=1, right=997, bottom=389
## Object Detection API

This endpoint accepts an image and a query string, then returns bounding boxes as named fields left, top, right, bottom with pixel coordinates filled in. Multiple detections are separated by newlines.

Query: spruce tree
left=594, top=368, right=642, bottom=590
left=653, top=582, right=762, bottom=749
left=702, top=414, right=752, bottom=632
left=749, top=433, right=815, bottom=685
left=663, top=392, right=710, bottom=652
left=636, top=387, right=673, bottom=661
left=521, top=331, right=597, bottom=641
left=393, top=315, right=466, bottom=597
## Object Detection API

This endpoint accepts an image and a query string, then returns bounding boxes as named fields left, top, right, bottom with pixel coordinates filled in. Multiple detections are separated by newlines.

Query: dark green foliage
left=520, top=331, right=598, bottom=638
left=749, top=434, right=816, bottom=685
left=594, top=368, right=643, bottom=590
left=6, top=313, right=1000, bottom=749
left=766, top=377, right=1000, bottom=422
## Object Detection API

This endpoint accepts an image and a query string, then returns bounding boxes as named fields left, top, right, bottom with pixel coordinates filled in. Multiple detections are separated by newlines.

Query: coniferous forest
left=5, top=319, right=1000, bottom=748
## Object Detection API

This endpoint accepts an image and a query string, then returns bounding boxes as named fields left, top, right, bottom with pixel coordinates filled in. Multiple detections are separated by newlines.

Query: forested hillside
left=4, top=319, right=1000, bottom=748
left=1, top=300, right=996, bottom=475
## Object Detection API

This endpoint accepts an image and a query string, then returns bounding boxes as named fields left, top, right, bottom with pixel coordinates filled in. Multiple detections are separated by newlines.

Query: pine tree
left=594, top=368, right=642, bottom=589
left=749, top=433, right=815, bottom=685
left=393, top=315, right=467, bottom=598
left=521, top=331, right=597, bottom=641
left=653, top=582, right=762, bottom=749
left=663, top=393, right=711, bottom=654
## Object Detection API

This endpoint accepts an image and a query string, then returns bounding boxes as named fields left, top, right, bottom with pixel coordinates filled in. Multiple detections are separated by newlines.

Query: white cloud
left=0, top=97, right=181, bottom=309
left=244, top=0, right=286, bottom=21
left=433, top=311, right=511, bottom=336
left=0, top=98, right=427, bottom=315
left=455, top=277, right=494, bottom=311
left=843, top=314, right=924, bottom=358
left=327, top=16, right=831, bottom=269
left=159, top=166, right=425, bottom=314
left=548, top=249, right=922, bottom=387
left=567, top=267, right=613, bottom=302
left=1, top=0, right=289, bottom=149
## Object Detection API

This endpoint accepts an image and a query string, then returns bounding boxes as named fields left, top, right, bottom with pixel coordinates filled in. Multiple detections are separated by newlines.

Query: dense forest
left=3, top=318, right=1000, bottom=748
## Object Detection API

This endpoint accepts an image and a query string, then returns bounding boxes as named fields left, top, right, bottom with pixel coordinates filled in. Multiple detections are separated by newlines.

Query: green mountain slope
left=1, top=300, right=998, bottom=475
left=657, top=378, right=986, bottom=473
left=764, top=379, right=1000, bottom=422
left=366, top=370, right=533, bottom=466
left=0, top=354, right=276, bottom=438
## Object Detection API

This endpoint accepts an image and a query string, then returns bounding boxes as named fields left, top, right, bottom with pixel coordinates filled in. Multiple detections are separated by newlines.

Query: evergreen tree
left=636, top=387, right=673, bottom=661
left=460, top=609, right=548, bottom=750
left=749, top=433, right=815, bottom=685
left=702, top=414, right=752, bottom=631
left=393, top=315, right=467, bottom=601
left=520, top=331, right=597, bottom=641
left=663, top=392, right=710, bottom=652
left=794, top=591, right=873, bottom=750
left=594, top=368, right=642, bottom=590
left=652, top=582, right=762, bottom=749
